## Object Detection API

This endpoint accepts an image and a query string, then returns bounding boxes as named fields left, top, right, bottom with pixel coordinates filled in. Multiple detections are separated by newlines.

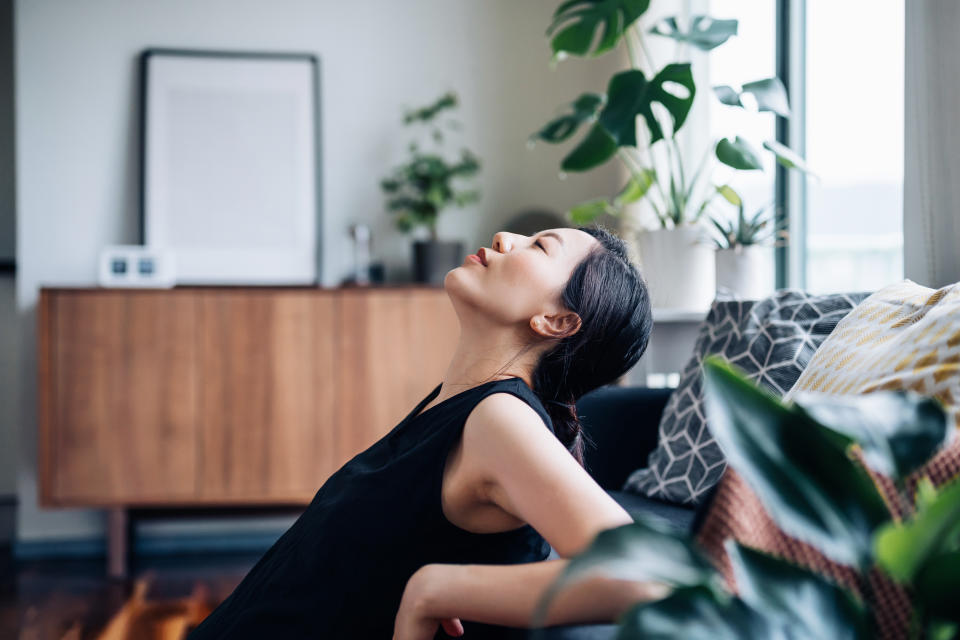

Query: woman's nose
left=492, top=232, right=515, bottom=253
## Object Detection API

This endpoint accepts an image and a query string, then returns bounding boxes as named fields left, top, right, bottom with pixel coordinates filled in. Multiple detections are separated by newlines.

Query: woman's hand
left=394, top=564, right=464, bottom=640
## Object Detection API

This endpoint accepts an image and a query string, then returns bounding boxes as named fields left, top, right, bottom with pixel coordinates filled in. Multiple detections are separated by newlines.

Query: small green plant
left=532, top=357, right=960, bottom=639
left=529, top=2, right=812, bottom=229
left=708, top=185, right=787, bottom=249
left=380, top=92, right=481, bottom=241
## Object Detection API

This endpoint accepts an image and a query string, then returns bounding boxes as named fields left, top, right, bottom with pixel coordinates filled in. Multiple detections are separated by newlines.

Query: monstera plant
left=530, top=1, right=810, bottom=309
left=531, top=357, right=960, bottom=639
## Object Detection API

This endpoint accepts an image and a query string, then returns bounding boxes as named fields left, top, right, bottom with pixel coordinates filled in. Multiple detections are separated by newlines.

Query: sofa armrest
left=576, top=386, right=673, bottom=491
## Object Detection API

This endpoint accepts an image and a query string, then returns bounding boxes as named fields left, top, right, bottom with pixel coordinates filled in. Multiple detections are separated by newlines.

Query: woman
left=187, top=224, right=662, bottom=640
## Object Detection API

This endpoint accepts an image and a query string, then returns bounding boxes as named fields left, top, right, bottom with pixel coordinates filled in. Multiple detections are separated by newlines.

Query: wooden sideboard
left=37, top=286, right=460, bottom=575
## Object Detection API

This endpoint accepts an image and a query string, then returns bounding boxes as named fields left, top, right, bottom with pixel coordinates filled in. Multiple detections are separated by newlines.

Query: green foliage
left=532, top=356, right=959, bottom=638
left=380, top=92, right=481, bottom=239
left=546, top=0, right=651, bottom=58
left=648, top=15, right=738, bottom=51
left=874, top=478, right=960, bottom=582
left=713, top=77, right=790, bottom=117
left=715, top=136, right=763, bottom=171
left=708, top=193, right=779, bottom=249
left=702, top=357, right=891, bottom=568
left=532, top=93, right=606, bottom=144
left=533, top=3, right=811, bottom=230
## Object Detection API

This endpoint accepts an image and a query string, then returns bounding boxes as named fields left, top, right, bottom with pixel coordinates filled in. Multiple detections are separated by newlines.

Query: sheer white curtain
left=904, top=0, right=960, bottom=288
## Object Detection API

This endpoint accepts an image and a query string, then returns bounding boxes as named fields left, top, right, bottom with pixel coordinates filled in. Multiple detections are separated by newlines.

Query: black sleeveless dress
left=187, top=376, right=554, bottom=639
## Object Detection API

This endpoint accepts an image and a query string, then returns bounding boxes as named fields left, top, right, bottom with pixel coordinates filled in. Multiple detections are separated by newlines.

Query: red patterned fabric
left=695, top=440, right=960, bottom=638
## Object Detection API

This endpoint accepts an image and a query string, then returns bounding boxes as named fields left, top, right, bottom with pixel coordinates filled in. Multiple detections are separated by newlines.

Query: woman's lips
left=467, top=254, right=483, bottom=266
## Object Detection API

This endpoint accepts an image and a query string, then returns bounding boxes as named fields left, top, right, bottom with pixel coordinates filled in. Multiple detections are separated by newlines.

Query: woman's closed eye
left=534, top=239, right=547, bottom=252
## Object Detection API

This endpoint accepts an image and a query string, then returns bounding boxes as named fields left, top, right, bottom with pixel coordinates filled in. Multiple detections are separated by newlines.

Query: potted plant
left=380, top=92, right=481, bottom=284
left=708, top=186, right=787, bottom=299
left=530, top=3, right=811, bottom=310
left=531, top=357, right=960, bottom=639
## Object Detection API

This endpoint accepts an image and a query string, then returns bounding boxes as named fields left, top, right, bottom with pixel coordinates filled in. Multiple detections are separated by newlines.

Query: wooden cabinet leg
left=107, top=507, right=129, bottom=580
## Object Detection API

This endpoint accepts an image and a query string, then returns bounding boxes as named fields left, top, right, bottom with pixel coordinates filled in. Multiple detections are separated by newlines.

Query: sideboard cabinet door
left=196, top=291, right=337, bottom=502
left=333, top=289, right=459, bottom=465
left=40, top=291, right=198, bottom=505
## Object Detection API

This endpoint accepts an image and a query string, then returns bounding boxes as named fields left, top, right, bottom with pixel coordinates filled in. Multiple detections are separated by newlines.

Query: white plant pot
left=634, top=226, right=715, bottom=311
left=715, top=245, right=774, bottom=299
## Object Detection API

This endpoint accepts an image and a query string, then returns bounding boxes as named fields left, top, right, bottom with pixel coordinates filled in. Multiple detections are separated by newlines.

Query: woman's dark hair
left=516, top=225, right=653, bottom=466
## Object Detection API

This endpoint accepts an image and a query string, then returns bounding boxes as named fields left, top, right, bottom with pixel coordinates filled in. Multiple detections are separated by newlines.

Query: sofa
left=532, top=279, right=960, bottom=639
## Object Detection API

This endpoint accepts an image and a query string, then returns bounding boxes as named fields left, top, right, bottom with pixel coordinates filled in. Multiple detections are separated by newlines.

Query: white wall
left=15, top=0, right=624, bottom=543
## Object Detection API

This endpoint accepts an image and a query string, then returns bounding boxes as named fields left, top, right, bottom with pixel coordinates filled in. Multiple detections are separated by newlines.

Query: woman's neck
left=433, top=326, right=542, bottom=401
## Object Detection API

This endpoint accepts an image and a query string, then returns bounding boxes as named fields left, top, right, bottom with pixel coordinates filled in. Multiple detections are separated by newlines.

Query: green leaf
left=914, top=550, right=960, bottom=622
left=713, top=85, right=743, bottom=107
left=532, top=93, right=605, bottom=143
left=701, top=357, right=891, bottom=567
left=546, top=0, right=651, bottom=57
left=614, top=169, right=656, bottom=206
left=714, top=78, right=790, bottom=118
left=568, top=198, right=611, bottom=224
left=715, top=137, right=763, bottom=170
left=531, top=518, right=721, bottom=629
left=874, top=477, right=960, bottom=583
left=763, top=139, right=815, bottom=175
left=716, top=184, right=742, bottom=206
left=791, top=391, right=950, bottom=480
left=561, top=122, right=619, bottom=171
left=726, top=542, right=871, bottom=639
left=616, top=586, right=778, bottom=639
left=402, top=92, right=458, bottom=124
left=649, top=15, right=739, bottom=51
left=741, top=78, right=790, bottom=117
left=599, top=65, right=696, bottom=146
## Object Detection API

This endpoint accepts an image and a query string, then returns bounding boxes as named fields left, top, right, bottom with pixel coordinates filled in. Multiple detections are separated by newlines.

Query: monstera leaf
left=713, top=77, right=790, bottom=117
left=715, top=136, right=763, bottom=170
left=649, top=15, right=738, bottom=51
left=561, top=122, right=619, bottom=171
left=532, top=93, right=605, bottom=143
left=598, top=64, right=696, bottom=146
left=701, top=357, right=890, bottom=567
left=547, top=0, right=651, bottom=57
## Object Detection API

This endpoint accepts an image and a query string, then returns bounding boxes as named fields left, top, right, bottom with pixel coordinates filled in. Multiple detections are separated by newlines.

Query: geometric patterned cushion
left=623, top=290, right=870, bottom=505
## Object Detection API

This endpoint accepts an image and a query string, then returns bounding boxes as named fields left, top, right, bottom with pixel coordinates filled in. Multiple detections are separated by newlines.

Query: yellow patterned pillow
left=784, top=279, right=960, bottom=431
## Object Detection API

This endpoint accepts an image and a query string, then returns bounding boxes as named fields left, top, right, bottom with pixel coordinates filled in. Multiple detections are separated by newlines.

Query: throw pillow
left=623, top=290, right=870, bottom=505
left=694, top=279, right=960, bottom=640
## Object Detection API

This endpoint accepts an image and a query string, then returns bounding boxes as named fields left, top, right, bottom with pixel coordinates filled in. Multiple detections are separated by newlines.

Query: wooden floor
left=0, top=543, right=258, bottom=639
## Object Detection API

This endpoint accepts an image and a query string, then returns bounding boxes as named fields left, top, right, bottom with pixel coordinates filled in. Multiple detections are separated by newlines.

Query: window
left=801, top=0, right=904, bottom=293
left=704, top=1, right=904, bottom=292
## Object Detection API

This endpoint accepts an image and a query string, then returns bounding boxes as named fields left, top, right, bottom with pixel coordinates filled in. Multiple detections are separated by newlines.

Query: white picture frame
left=140, top=49, right=321, bottom=284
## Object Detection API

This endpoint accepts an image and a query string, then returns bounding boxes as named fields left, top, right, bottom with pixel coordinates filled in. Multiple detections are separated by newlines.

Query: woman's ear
left=530, top=312, right=581, bottom=339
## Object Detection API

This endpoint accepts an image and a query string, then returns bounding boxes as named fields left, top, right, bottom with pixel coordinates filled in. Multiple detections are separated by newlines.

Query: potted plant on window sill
left=380, top=92, right=481, bottom=285
left=708, top=185, right=786, bottom=299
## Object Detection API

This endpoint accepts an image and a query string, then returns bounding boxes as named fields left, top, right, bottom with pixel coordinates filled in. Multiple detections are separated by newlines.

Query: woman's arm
left=405, top=558, right=668, bottom=629
left=395, top=392, right=673, bottom=637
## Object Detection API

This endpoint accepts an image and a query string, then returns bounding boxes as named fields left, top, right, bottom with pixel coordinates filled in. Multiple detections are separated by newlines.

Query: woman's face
left=444, top=228, right=601, bottom=334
